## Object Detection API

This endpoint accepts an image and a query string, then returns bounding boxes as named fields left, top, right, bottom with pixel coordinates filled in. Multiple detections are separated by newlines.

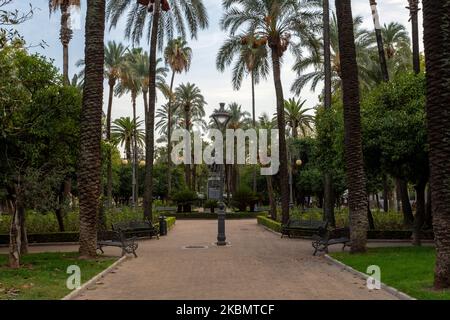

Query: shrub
left=172, top=189, right=198, bottom=213
left=257, top=215, right=282, bottom=233
left=204, top=199, right=218, bottom=213
left=231, top=187, right=257, bottom=212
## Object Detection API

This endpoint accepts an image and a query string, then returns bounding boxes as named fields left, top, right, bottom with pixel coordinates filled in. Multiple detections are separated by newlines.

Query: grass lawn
left=0, top=252, right=116, bottom=300
left=331, top=246, right=450, bottom=300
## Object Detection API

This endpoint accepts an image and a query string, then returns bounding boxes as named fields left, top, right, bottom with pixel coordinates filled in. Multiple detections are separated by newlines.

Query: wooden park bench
left=312, top=227, right=351, bottom=256
left=97, top=219, right=159, bottom=257
left=281, top=219, right=328, bottom=238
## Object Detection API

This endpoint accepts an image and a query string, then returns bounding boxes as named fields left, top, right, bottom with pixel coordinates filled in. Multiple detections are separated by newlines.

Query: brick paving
left=69, top=219, right=398, bottom=300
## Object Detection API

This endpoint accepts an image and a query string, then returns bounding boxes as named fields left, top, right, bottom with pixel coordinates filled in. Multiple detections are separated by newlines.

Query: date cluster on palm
left=137, top=0, right=170, bottom=12
left=240, top=35, right=268, bottom=49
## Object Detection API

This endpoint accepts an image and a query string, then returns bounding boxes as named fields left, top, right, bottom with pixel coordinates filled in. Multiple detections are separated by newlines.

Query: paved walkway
left=71, top=220, right=397, bottom=300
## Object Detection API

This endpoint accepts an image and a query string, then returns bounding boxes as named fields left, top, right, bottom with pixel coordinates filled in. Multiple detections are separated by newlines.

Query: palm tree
left=368, top=0, right=389, bottom=82
left=106, top=0, right=208, bottom=220
left=221, top=0, right=321, bottom=224
left=407, top=0, right=420, bottom=74
left=291, top=12, right=373, bottom=94
left=49, top=0, right=81, bottom=84
left=216, top=32, right=270, bottom=193
left=422, top=0, right=450, bottom=289
left=164, top=37, right=192, bottom=197
left=283, top=98, right=314, bottom=138
left=174, top=83, right=207, bottom=189
left=111, top=117, right=145, bottom=162
left=323, top=0, right=335, bottom=227
left=78, top=0, right=105, bottom=258
left=104, top=41, right=127, bottom=208
left=335, top=0, right=368, bottom=253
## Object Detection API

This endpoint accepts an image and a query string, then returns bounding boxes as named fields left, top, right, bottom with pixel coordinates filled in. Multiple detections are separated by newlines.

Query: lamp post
left=211, top=103, right=231, bottom=246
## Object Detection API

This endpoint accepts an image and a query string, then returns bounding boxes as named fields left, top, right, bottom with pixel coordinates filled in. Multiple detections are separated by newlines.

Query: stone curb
left=61, top=255, right=130, bottom=300
left=324, top=254, right=416, bottom=300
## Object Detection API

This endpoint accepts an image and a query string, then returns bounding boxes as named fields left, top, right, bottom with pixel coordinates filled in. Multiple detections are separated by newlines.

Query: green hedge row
left=257, top=216, right=435, bottom=240
left=257, top=216, right=282, bottom=233
left=164, top=212, right=264, bottom=219
left=0, top=217, right=177, bottom=245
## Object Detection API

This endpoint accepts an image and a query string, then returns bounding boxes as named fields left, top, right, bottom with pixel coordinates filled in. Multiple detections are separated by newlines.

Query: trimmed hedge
left=257, top=216, right=435, bottom=240
left=164, top=212, right=264, bottom=219
left=257, top=216, right=282, bottom=233
left=0, top=217, right=177, bottom=245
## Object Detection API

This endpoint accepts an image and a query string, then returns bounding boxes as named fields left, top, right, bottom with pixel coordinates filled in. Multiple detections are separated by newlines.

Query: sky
left=11, top=0, right=423, bottom=143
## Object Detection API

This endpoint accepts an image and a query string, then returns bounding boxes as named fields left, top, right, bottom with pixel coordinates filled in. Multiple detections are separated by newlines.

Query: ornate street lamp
left=210, top=103, right=231, bottom=246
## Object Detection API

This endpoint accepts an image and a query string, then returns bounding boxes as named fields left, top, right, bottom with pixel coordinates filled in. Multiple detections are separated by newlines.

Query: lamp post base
left=217, top=202, right=226, bottom=246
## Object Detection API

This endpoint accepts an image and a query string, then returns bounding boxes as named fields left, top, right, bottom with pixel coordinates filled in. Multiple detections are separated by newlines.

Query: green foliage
left=257, top=215, right=282, bottom=233
left=231, top=187, right=257, bottom=212
left=204, top=199, right=218, bottom=209
left=172, top=189, right=198, bottom=205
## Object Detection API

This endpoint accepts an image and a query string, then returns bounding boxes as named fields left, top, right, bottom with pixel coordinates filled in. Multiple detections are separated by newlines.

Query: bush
left=257, top=215, right=282, bottom=233
left=204, top=199, right=218, bottom=213
left=172, top=189, right=198, bottom=213
left=231, top=187, right=258, bottom=212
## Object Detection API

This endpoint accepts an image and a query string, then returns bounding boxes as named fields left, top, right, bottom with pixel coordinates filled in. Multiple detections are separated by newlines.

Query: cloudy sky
left=12, top=0, right=422, bottom=139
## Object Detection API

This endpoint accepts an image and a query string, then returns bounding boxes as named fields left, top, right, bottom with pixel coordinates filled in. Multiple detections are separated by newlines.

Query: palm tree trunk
left=369, top=0, right=389, bottom=82
left=132, top=93, right=138, bottom=209
left=323, top=0, right=335, bottom=227
left=251, top=71, right=257, bottom=194
left=270, top=46, right=290, bottom=225
left=408, top=0, right=421, bottom=74
left=266, top=175, right=277, bottom=221
left=78, top=0, right=105, bottom=258
left=412, top=179, right=426, bottom=246
left=336, top=0, right=368, bottom=253
left=422, top=0, right=450, bottom=289
left=106, top=79, right=115, bottom=208
left=60, top=0, right=72, bottom=85
left=144, top=0, right=161, bottom=220
left=184, top=107, right=192, bottom=189
left=167, top=70, right=176, bottom=197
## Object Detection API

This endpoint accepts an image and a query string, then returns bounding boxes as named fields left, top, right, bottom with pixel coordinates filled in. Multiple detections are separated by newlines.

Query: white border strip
left=62, top=255, right=129, bottom=300
left=324, top=254, right=416, bottom=300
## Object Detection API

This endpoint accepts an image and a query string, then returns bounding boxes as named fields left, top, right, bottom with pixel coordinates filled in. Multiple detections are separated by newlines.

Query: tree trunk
left=408, top=0, right=421, bottom=74
left=382, top=174, right=389, bottom=212
left=144, top=0, right=160, bottom=220
left=270, top=46, right=290, bottom=225
left=336, top=0, right=368, bottom=253
left=251, top=71, right=257, bottom=194
left=398, top=179, right=414, bottom=226
left=132, top=93, right=138, bottom=208
left=369, top=0, right=389, bottom=82
left=167, top=71, right=175, bottom=197
left=425, top=185, right=432, bottom=228
left=9, top=201, right=21, bottom=268
left=106, top=79, right=115, bottom=208
left=60, top=1, right=72, bottom=85
left=367, top=199, right=375, bottom=230
left=184, top=107, right=192, bottom=189
left=422, top=0, right=450, bottom=289
left=266, top=175, right=277, bottom=221
left=323, top=0, right=335, bottom=228
left=412, top=179, right=426, bottom=246
left=78, top=0, right=105, bottom=258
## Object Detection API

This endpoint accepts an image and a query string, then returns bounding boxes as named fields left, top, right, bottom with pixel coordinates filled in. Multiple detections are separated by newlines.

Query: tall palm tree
left=291, top=12, right=373, bottom=94
left=323, top=0, right=335, bottom=227
left=111, top=117, right=145, bottom=162
left=407, top=0, right=420, bottom=74
left=164, top=37, right=192, bottom=197
left=104, top=41, right=127, bottom=208
left=221, top=0, right=321, bottom=224
left=368, top=0, right=389, bottom=82
left=78, top=0, right=105, bottom=258
left=335, top=0, right=368, bottom=253
left=174, top=82, right=206, bottom=189
left=283, top=98, right=314, bottom=138
left=422, top=0, right=450, bottom=289
left=216, top=32, right=270, bottom=193
left=49, top=0, right=81, bottom=84
left=106, top=0, right=208, bottom=220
